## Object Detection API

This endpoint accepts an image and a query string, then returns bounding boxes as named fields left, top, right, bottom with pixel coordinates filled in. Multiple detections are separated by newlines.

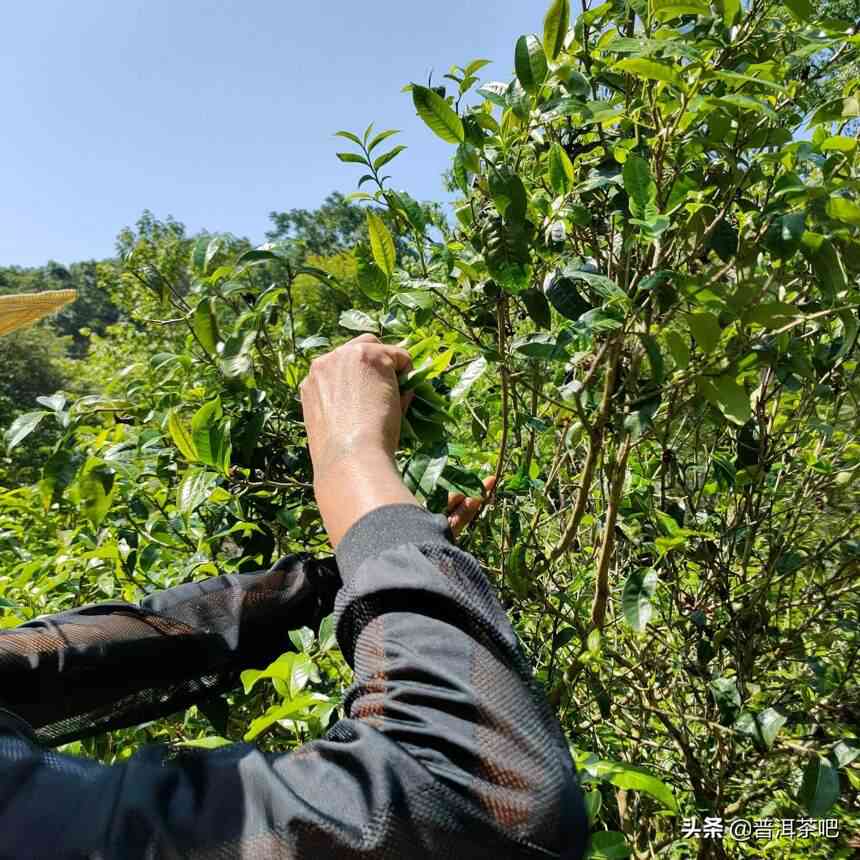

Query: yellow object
left=0, top=289, right=78, bottom=337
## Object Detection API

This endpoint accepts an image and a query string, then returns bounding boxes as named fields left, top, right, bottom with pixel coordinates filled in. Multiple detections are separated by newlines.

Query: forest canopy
left=2, top=0, right=860, bottom=856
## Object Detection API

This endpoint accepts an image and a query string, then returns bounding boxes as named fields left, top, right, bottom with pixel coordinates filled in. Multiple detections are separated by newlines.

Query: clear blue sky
left=0, top=0, right=545, bottom=268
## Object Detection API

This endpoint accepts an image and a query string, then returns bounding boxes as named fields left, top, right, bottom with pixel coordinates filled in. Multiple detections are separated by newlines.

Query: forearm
left=314, top=448, right=420, bottom=548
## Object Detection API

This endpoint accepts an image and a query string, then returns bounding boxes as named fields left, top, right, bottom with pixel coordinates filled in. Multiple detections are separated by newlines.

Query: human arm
left=0, top=335, right=588, bottom=859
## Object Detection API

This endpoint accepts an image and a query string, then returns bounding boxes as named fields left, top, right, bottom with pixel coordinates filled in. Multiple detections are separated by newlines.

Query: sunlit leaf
left=543, top=0, right=571, bottom=61
left=515, top=34, right=548, bottom=94
left=622, top=569, right=658, bottom=631
left=411, top=84, right=465, bottom=144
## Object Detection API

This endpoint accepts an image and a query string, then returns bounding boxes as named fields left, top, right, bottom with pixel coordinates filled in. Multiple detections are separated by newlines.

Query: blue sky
left=1, top=0, right=545, bottom=268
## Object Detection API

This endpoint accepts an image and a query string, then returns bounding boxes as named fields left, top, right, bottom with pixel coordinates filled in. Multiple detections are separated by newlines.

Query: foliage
left=3, top=1, right=860, bottom=857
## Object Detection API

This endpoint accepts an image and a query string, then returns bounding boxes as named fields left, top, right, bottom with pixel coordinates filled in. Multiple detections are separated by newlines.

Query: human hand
left=300, top=334, right=414, bottom=486
left=300, top=334, right=419, bottom=548
left=446, top=475, right=497, bottom=539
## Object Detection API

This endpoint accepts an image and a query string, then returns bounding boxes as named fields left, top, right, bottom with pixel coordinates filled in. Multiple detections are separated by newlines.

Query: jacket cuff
left=0, top=707, right=38, bottom=744
left=335, top=504, right=454, bottom=581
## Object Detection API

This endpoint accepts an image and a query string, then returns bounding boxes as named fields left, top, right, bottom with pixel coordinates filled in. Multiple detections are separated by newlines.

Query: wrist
left=314, top=447, right=419, bottom=549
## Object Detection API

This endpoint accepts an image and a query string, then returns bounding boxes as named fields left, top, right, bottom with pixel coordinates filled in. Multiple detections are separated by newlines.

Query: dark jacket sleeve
left=0, top=553, right=342, bottom=746
left=0, top=504, right=588, bottom=860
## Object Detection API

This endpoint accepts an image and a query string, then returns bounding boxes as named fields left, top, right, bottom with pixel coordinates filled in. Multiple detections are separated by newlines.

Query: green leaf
left=39, top=449, right=80, bottom=507
left=624, top=394, right=662, bottom=439
left=242, top=692, right=319, bottom=741
left=204, top=237, right=223, bottom=273
left=288, top=627, right=315, bottom=653
left=565, top=270, right=628, bottom=305
left=734, top=707, right=786, bottom=749
left=36, top=393, right=66, bottom=413
left=799, top=756, right=840, bottom=816
left=521, top=288, right=552, bottom=329
left=512, top=333, right=570, bottom=362
left=707, top=220, right=738, bottom=262
left=336, top=152, right=368, bottom=165
left=743, top=302, right=796, bottom=329
left=367, top=211, right=396, bottom=278
left=437, top=464, right=485, bottom=498
left=614, top=57, right=680, bottom=86
left=594, top=760, right=678, bottom=812
left=290, top=654, right=316, bottom=696
left=236, top=248, right=281, bottom=266
left=811, top=95, right=860, bottom=126
left=638, top=334, right=664, bottom=385
left=453, top=143, right=478, bottom=193
left=339, top=309, right=380, bottom=333
left=665, top=330, right=690, bottom=369
left=709, top=70, right=785, bottom=92
left=708, top=375, right=751, bottom=426
left=478, top=81, right=509, bottom=108
left=713, top=93, right=776, bottom=118
left=77, top=459, right=116, bottom=528
left=622, top=569, right=658, bottom=631
left=543, top=0, right=571, bottom=61
left=763, top=212, right=805, bottom=259
left=395, top=291, right=435, bottom=311
left=403, top=350, right=455, bottom=389
left=366, top=128, right=400, bottom=152
left=821, top=135, right=858, bottom=154
left=373, top=144, right=407, bottom=172
left=404, top=447, right=449, bottom=495
left=179, top=736, right=232, bottom=750
left=190, top=236, right=209, bottom=274
left=334, top=130, right=363, bottom=146
left=721, top=0, right=741, bottom=26
left=192, top=298, right=219, bottom=354
left=390, top=190, right=427, bottom=234
left=464, top=58, right=492, bottom=76
left=318, top=614, right=337, bottom=653
left=411, top=84, right=464, bottom=144
left=782, top=0, right=813, bottom=21
left=4, top=411, right=48, bottom=452
left=687, top=312, right=721, bottom=354
left=622, top=155, right=658, bottom=220
left=710, top=677, right=742, bottom=721
left=488, top=167, right=528, bottom=222
left=833, top=741, right=860, bottom=768
left=220, top=330, right=258, bottom=379
left=177, top=467, right=216, bottom=515
left=191, top=399, right=229, bottom=472
left=584, top=790, right=602, bottom=825
left=354, top=242, right=388, bottom=303
left=241, top=653, right=295, bottom=694
left=586, top=830, right=630, bottom=859
left=827, top=196, right=860, bottom=226
left=545, top=274, right=591, bottom=321
left=515, top=34, right=548, bottom=94
left=167, top=409, right=198, bottom=463
left=650, top=0, right=710, bottom=21
left=450, top=356, right=488, bottom=402
left=548, top=143, right=575, bottom=195
left=480, top=215, right=533, bottom=292
left=575, top=308, right=624, bottom=334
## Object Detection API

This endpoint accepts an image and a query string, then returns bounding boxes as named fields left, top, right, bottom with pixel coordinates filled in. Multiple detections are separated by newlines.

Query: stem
left=590, top=435, right=632, bottom=630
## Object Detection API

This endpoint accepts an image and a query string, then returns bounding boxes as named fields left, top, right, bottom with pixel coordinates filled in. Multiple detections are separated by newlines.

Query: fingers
left=447, top=475, right=497, bottom=539
left=344, top=334, right=413, bottom=375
